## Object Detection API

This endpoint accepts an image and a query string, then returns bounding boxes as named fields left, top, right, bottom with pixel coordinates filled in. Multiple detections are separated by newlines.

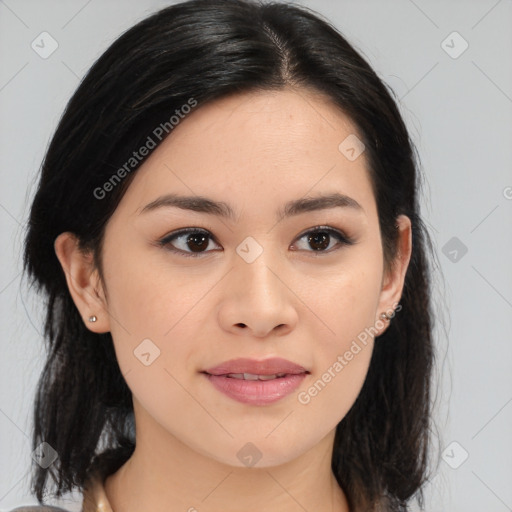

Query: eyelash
left=157, top=225, right=356, bottom=258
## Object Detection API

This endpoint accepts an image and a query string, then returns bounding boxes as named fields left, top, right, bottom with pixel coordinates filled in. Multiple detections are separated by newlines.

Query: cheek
left=301, top=256, right=383, bottom=346
left=281, top=255, right=382, bottom=431
left=101, top=240, right=214, bottom=380
left=102, top=254, right=215, bottom=446
left=103, top=227, right=210, bottom=330
left=292, top=338, right=373, bottom=460
left=300, top=254, right=382, bottom=382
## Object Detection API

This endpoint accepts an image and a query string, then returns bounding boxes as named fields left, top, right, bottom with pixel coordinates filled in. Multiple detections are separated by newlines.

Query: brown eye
left=159, top=228, right=220, bottom=257
left=291, top=226, right=355, bottom=254
left=159, top=225, right=355, bottom=258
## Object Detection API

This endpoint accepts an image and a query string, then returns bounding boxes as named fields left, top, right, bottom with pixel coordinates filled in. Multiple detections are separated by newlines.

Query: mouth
left=216, top=372, right=291, bottom=380
left=201, top=357, right=310, bottom=405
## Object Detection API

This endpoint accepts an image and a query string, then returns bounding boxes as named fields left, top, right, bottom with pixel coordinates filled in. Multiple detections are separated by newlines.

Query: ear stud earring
left=380, top=312, right=392, bottom=321
left=88, top=315, right=98, bottom=322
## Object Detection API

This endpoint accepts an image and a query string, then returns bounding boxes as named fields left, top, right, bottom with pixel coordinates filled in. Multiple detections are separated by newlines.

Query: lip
left=202, top=357, right=310, bottom=406
left=204, top=357, right=309, bottom=376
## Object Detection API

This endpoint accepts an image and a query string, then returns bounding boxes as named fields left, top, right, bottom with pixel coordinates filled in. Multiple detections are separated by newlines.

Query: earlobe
left=53, top=232, right=110, bottom=333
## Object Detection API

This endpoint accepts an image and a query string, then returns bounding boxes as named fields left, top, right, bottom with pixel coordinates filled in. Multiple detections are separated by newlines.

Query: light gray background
left=1, top=0, right=511, bottom=511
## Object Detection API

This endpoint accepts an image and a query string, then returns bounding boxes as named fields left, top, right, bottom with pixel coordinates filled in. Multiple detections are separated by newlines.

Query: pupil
left=188, top=234, right=208, bottom=252
left=308, top=232, right=329, bottom=251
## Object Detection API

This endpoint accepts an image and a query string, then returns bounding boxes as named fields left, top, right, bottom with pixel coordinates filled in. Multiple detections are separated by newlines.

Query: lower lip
left=204, top=373, right=307, bottom=405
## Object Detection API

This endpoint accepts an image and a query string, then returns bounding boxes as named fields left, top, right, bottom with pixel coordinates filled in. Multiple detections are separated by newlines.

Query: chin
left=205, top=434, right=317, bottom=470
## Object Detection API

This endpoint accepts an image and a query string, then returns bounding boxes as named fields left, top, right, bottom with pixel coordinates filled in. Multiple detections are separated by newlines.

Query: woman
left=17, top=0, right=437, bottom=510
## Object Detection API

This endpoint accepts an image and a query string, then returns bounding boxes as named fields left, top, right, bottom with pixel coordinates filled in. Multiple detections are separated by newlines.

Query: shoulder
left=9, top=506, right=72, bottom=511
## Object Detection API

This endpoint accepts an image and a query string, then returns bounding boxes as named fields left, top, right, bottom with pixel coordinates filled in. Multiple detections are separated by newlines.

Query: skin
left=55, top=87, right=412, bottom=512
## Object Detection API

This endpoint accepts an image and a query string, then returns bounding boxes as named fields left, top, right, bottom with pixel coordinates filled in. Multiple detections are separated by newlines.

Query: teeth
left=257, top=374, right=279, bottom=380
left=225, top=372, right=287, bottom=380
left=259, top=372, right=287, bottom=380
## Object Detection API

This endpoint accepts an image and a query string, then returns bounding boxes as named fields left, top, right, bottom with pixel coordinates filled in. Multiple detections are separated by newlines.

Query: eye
left=158, top=228, right=221, bottom=258
left=291, top=226, right=355, bottom=254
left=158, top=225, right=355, bottom=258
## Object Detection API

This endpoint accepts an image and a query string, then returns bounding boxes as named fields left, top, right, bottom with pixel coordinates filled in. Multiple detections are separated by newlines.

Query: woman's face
left=71, top=88, right=410, bottom=468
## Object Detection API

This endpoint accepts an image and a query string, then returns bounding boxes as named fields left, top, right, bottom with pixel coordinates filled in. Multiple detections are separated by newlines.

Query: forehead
left=112, top=87, right=376, bottom=220
left=166, top=87, right=361, bottom=161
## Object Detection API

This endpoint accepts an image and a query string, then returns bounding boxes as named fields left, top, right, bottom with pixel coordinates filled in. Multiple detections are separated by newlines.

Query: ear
left=375, top=214, right=412, bottom=335
left=54, top=232, right=110, bottom=333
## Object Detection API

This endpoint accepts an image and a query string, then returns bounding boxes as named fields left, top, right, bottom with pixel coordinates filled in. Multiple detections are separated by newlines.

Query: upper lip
left=203, top=357, right=309, bottom=376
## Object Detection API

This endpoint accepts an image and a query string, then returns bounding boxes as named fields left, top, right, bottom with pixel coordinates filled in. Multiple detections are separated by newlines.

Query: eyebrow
left=139, top=192, right=364, bottom=221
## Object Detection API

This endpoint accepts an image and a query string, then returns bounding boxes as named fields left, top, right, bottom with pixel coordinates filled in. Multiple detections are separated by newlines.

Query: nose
left=217, top=246, right=298, bottom=338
